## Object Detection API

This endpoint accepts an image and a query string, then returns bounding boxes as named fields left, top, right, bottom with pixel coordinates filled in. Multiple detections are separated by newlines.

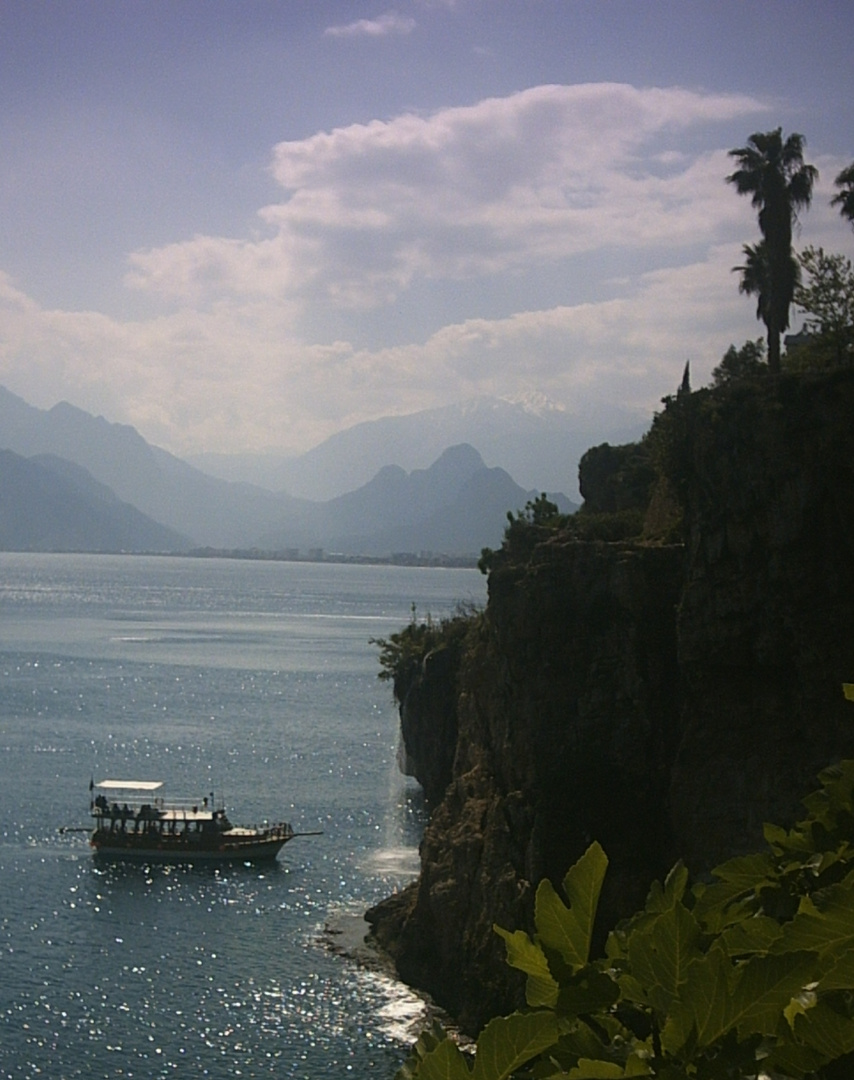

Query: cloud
left=325, top=11, right=416, bottom=38
left=125, top=83, right=767, bottom=314
left=1, top=242, right=760, bottom=458
left=6, top=83, right=852, bottom=463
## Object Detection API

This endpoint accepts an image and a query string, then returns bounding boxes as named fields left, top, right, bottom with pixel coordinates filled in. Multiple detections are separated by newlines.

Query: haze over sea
left=0, top=553, right=486, bottom=1078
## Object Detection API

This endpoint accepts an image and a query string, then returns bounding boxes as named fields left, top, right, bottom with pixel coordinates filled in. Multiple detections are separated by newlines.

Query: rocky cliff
left=367, top=368, right=854, bottom=1034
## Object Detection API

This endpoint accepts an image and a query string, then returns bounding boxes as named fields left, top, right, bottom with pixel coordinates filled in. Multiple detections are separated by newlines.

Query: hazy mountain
left=0, top=387, right=577, bottom=555
left=188, top=395, right=647, bottom=500
left=0, top=386, right=299, bottom=547
left=0, top=450, right=191, bottom=552
left=258, top=443, right=576, bottom=556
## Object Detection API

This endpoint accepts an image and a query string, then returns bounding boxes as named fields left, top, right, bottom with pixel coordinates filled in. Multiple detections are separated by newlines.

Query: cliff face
left=670, top=371, right=854, bottom=870
left=367, top=370, right=854, bottom=1034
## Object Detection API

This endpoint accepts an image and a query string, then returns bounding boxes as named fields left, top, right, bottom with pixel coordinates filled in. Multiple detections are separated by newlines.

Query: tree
left=734, top=239, right=773, bottom=330
left=832, top=162, right=854, bottom=228
left=711, top=338, right=767, bottom=385
left=727, top=129, right=818, bottom=372
left=794, top=246, right=854, bottom=366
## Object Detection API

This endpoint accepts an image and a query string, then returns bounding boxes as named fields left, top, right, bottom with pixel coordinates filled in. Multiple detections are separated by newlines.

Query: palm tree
left=832, top=163, right=854, bottom=228
left=734, top=239, right=799, bottom=353
left=735, top=241, right=770, bottom=325
left=727, top=129, right=818, bottom=372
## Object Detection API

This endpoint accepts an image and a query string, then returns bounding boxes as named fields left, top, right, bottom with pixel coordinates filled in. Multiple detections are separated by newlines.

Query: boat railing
left=91, top=793, right=225, bottom=819
left=229, top=822, right=295, bottom=840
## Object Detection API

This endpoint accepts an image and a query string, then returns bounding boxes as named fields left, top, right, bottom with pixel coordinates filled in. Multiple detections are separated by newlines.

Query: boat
left=88, top=780, right=296, bottom=863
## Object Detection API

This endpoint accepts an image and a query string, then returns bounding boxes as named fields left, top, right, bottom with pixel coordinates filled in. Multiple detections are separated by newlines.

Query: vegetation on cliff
left=397, top=757, right=854, bottom=1080
left=373, top=603, right=480, bottom=708
left=727, top=129, right=818, bottom=373
left=372, top=129, right=854, bottom=1066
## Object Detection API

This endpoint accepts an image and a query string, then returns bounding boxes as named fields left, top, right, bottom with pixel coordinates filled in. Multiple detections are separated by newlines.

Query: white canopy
left=95, top=780, right=163, bottom=792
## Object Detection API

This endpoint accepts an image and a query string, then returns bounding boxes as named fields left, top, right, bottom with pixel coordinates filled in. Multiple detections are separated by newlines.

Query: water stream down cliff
left=367, top=368, right=854, bottom=1034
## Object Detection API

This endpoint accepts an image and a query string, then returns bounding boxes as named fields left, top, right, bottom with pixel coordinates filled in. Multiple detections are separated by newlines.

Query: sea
left=0, top=552, right=487, bottom=1079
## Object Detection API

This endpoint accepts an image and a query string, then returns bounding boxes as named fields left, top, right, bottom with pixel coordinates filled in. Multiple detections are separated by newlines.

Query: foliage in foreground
left=396, top=754, right=854, bottom=1079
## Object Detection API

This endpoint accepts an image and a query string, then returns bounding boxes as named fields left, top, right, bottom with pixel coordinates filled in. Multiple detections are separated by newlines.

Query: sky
left=1, top=0, right=853, bottom=463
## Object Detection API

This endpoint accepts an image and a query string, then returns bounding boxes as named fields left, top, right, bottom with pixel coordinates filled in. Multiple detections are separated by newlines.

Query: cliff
left=367, top=368, right=854, bottom=1034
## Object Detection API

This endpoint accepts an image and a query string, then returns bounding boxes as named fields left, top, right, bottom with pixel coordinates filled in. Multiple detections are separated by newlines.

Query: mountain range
left=0, top=387, right=578, bottom=556
left=188, top=394, right=646, bottom=500
left=0, top=449, right=191, bottom=553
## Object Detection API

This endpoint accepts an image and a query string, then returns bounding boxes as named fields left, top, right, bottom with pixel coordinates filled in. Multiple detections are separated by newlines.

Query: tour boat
left=89, top=780, right=296, bottom=863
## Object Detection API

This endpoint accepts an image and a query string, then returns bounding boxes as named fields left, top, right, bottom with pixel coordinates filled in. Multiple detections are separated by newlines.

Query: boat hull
left=90, top=830, right=291, bottom=864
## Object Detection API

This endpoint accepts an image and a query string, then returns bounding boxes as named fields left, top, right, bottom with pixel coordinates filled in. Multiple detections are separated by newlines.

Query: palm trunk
left=767, top=329, right=781, bottom=373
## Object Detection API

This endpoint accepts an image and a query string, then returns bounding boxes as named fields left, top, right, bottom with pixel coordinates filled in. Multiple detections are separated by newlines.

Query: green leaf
left=556, top=968, right=620, bottom=1018
left=536, top=843, right=608, bottom=972
left=471, top=1011, right=559, bottom=1080
left=728, top=950, right=818, bottom=1038
left=626, top=902, right=701, bottom=1014
left=691, top=881, right=760, bottom=934
left=794, top=999, right=854, bottom=1057
left=709, top=851, right=777, bottom=890
left=494, top=926, right=559, bottom=1007
left=843, top=683, right=854, bottom=702
left=816, top=946, right=854, bottom=992
left=615, top=973, right=651, bottom=1008
left=554, top=1018, right=620, bottom=1063
left=566, top=1060, right=625, bottom=1078
left=644, top=863, right=689, bottom=914
left=661, top=945, right=733, bottom=1052
left=417, top=1038, right=473, bottom=1080
left=718, top=914, right=784, bottom=956
left=773, top=879, right=854, bottom=959
left=396, top=1020, right=450, bottom=1080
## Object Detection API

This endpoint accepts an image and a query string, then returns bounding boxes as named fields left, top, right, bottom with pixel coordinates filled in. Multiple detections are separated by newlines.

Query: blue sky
left=1, top=1, right=853, bottom=461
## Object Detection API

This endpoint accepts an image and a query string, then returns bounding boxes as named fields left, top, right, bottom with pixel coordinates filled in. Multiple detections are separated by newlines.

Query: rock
left=368, top=368, right=854, bottom=1035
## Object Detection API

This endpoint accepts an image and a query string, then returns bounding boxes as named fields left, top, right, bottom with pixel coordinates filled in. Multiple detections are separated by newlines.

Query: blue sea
left=0, top=553, right=486, bottom=1079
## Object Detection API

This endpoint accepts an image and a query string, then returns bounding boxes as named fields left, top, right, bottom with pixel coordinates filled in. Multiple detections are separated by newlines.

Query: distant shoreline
left=183, top=547, right=480, bottom=569
left=0, top=547, right=479, bottom=569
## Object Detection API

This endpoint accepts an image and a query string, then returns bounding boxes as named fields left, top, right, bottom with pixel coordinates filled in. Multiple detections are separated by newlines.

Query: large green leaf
left=709, top=851, right=777, bottom=890
left=691, top=881, right=760, bottom=934
left=556, top=968, right=619, bottom=1018
left=794, top=999, right=854, bottom=1057
left=718, top=914, right=784, bottom=957
left=494, top=927, right=559, bottom=1007
left=728, top=950, right=818, bottom=1038
left=566, top=1060, right=625, bottom=1078
left=661, top=945, right=732, bottom=1053
left=626, top=902, right=701, bottom=1013
left=664, top=946, right=817, bottom=1052
left=778, top=880, right=854, bottom=959
left=396, top=1020, right=450, bottom=1080
left=417, top=1038, right=473, bottom=1080
left=816, top=946, right=854, bottom=992
left=471, top=1011, right=559, bottom=1080
left=643, top=863, right=689, bottom=914
left=536, top=843, right=608, bottom=972
left=553, top=1018, right=622, bottom=1064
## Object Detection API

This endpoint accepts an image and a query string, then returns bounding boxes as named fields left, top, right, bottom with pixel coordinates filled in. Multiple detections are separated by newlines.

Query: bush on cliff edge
left=372, top=603, right=479, bottom=707
left=395, top=752, right=854, bottom=1080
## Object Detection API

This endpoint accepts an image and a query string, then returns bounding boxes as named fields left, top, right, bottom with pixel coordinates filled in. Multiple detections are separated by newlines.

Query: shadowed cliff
left=367, top=367, right=854, bottom=1034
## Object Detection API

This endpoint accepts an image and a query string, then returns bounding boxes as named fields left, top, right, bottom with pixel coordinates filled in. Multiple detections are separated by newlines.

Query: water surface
left=0, top=553, right=485, bottom=1078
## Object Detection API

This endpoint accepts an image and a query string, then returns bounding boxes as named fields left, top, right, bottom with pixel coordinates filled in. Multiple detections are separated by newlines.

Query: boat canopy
left=95, top=780, right=164, bottom=792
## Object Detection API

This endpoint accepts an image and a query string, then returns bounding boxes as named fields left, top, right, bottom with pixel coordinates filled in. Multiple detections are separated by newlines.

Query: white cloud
left=125, top=83, right=766, bottom=315
left=6, top=83, right=852, bottom=462
left=1, top=242, right=760, bottom=457
left=325, top=11, right=416, bottom=38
